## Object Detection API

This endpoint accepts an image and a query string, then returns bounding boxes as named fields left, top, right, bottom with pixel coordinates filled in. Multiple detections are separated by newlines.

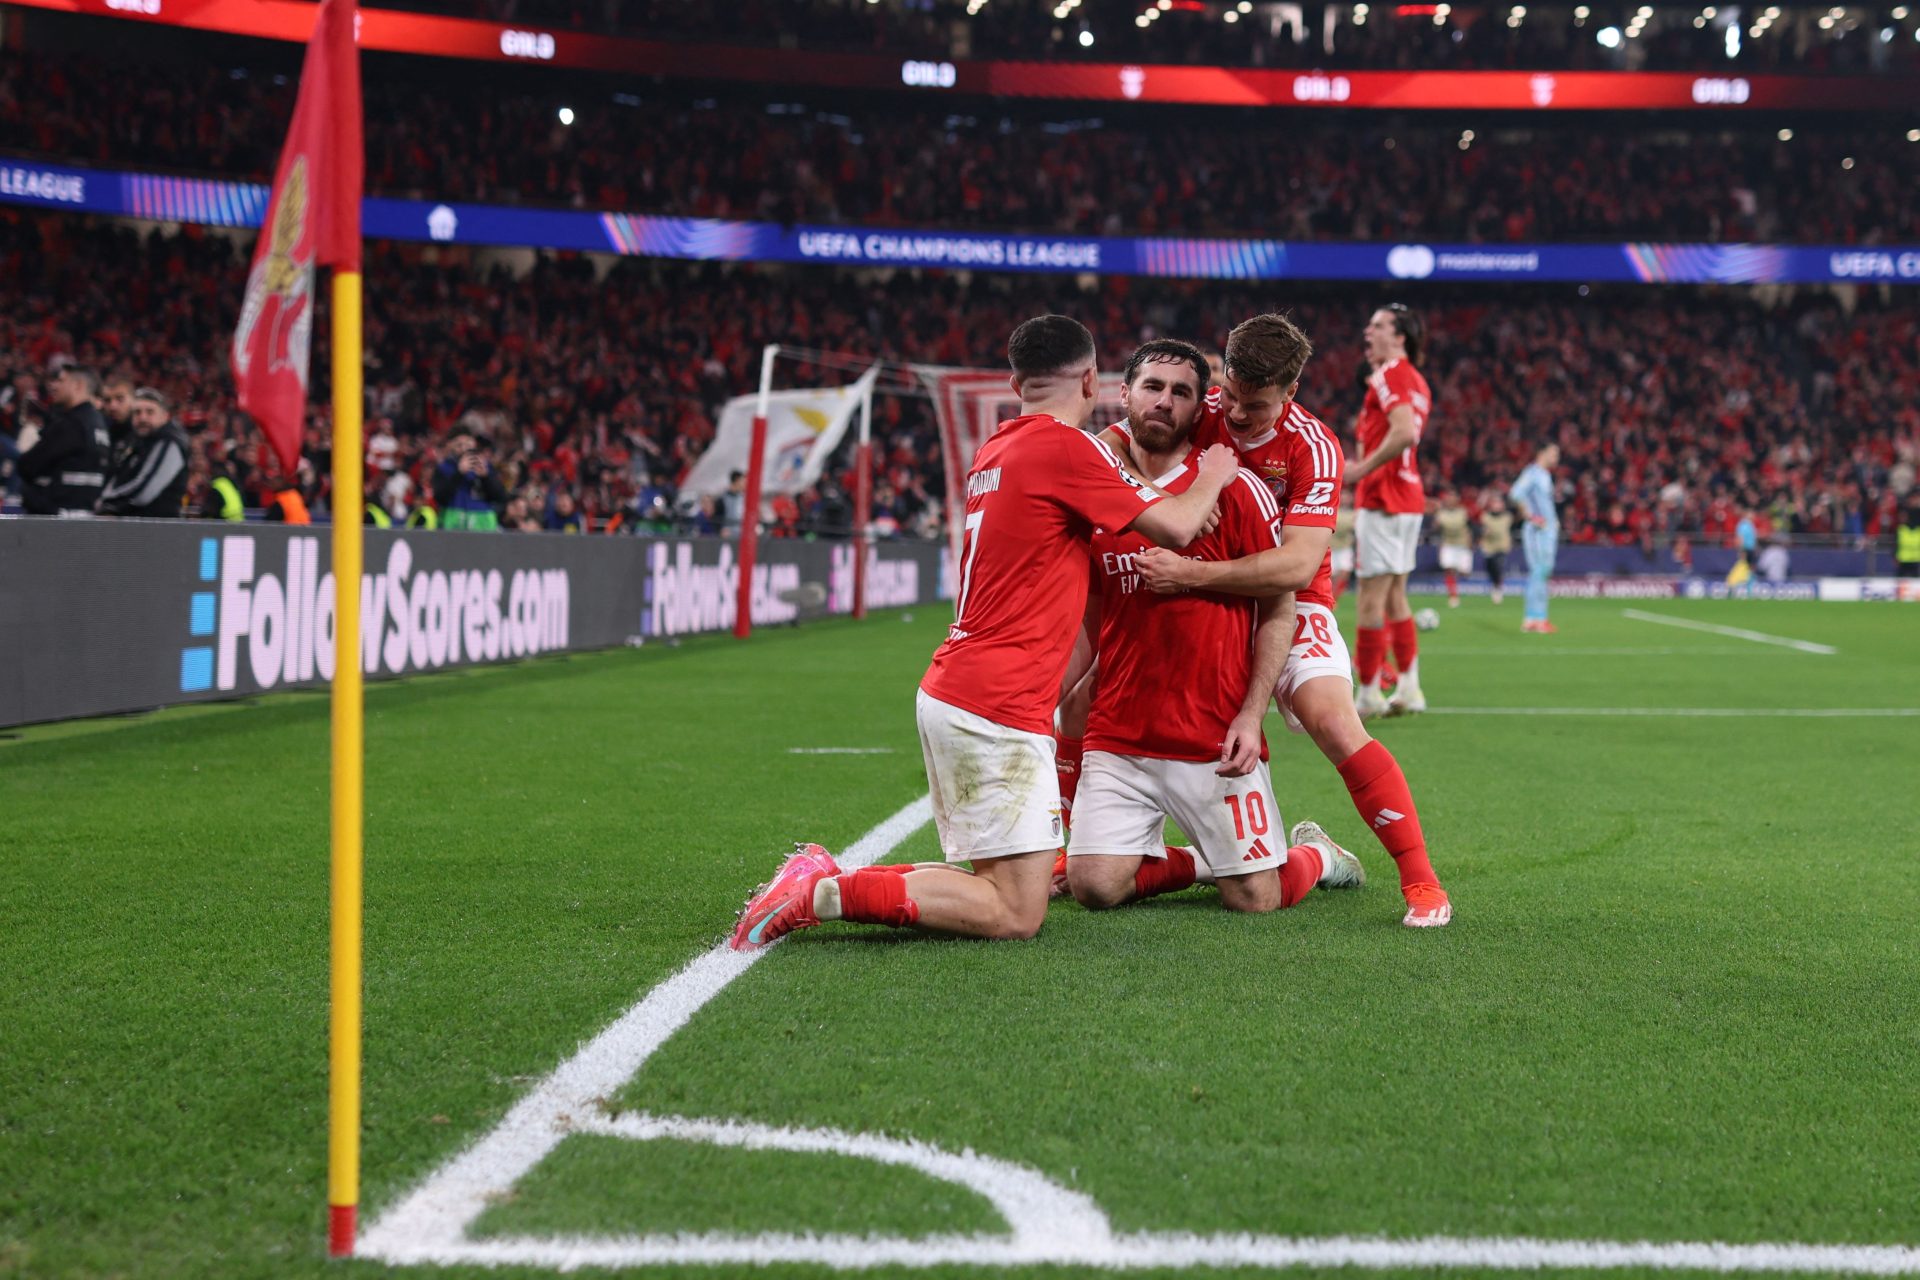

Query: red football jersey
left=1085, top=451, right=1284, bottom=763
left=1354, top=357, right=1431, bottom=515
left=1113, top=392, right=1344, bottom=608
left=921, top=414, right=1164, bottom=736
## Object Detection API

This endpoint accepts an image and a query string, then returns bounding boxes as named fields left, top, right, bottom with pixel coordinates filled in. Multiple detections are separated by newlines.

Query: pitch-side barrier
left=0, top=521, right=951, bottom=728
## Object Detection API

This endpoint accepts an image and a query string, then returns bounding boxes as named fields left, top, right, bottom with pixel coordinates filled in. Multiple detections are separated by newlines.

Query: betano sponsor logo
left=178, top=536, right=570, bottom=694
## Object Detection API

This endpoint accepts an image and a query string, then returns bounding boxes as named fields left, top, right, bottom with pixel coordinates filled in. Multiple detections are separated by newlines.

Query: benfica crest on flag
left=231, top=0, right=362, bottom=475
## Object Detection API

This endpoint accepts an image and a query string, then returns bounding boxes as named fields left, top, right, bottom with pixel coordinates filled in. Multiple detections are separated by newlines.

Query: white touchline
left=1622, top=608, right=1840, bottom=655
left=360, top=793, right=1920, bottom=1276
left=1440, top=647, right=1761, bottom=657
left=787, top=747, right=898, bottom=754
left=1430, top=707, right=1920, bottom=718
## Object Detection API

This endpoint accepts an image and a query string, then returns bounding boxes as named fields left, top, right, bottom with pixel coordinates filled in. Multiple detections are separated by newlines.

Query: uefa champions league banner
left=0, top=521, right=949, bottom=728
left=9, top=156, right=1920, bottom=286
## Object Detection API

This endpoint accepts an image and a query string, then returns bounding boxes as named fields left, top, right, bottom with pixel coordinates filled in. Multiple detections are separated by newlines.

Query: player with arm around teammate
left=730, top=315, right=1241, bottom=949
left=1065, top=339, right=1363, bottom=914
left=1128, top=314, right=1453, bottom=929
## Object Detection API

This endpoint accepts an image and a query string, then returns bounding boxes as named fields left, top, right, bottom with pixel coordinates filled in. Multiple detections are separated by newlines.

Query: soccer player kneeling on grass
left=1065, top=338, right=1364, bottom=913
left=730, top=315, right=1241, bottom=950
left=1123, top=315, right=1452, bottom=928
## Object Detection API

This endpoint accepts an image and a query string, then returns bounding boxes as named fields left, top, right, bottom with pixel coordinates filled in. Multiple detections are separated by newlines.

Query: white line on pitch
left=359, top=790, right=1920, bottom=1276
left=1438, top=647, right=1760, bottom=657
left=356, top=794, right=933, bottom=1264
left=1622, top=608, right=1839, bottom=654
left=1429, top=707, right=1918, bottom=718
left=788, top=747, right=898, bottom=755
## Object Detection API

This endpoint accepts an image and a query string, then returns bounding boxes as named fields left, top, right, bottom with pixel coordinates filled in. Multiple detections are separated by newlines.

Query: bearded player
left=1348, top=304, right=1434, bottom=719
left=1066, top=338, right=1363, bottom=913
left=1127, top=314, right=1452, bottom=928
left=730, top=315, right=1238, bottom=949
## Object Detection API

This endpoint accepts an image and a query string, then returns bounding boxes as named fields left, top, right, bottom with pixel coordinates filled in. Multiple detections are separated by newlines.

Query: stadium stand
left=2, top=211, right=1913, bottom=545
left=5, top=48, right=1918, bottom=243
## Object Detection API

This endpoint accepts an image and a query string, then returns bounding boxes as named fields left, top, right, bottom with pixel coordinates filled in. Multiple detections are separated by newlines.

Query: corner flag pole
left=327, top=266, right=365, bottom=1258
left=733, top=343, right=778, bottom=640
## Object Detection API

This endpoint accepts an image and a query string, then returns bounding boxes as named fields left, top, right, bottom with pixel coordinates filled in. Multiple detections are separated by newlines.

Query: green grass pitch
left=3, top=596, right=1917, bottom=1279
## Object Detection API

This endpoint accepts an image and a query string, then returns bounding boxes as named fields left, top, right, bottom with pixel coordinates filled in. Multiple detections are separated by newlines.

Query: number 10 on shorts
left=1224, top=791, right=1270, bottom=840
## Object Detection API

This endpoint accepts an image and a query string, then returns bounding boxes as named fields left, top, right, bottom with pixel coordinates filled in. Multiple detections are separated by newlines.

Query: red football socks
left=1132, top=846, right=1198, bottom=900
left=1444, top=571, right=1459, bottom=603
left=1355, top=625, right=1388, bottom=687
left=1390, top=616, right=1419, bottom=674
left=1055, top=734, right=1084, bottom=821
left=834, top=868, right=921, bottom=927
left=1278, top=842, right=1324, bottom=908
left=1337, top=740, right=1438, bottom=888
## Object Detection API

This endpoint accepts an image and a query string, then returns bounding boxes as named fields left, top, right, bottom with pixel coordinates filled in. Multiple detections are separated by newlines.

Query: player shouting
left=1065, top=338, right=1363, bottom=913
left=1348, top=304, right=1434, bottom=719
left=731, top=315, right=1239, bottom=949
left=1128, top=314, right=1452, bottom=928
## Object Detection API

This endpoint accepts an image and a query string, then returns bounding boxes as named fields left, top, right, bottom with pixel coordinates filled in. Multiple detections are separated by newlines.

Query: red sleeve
left=1052, top=429, right=1163, bottom=531
left=1222, top=471, right=1286, bottom=558
left=1370, top=361, right=1417, bottom=414
left=1192, top=389, right=1229, bottom=449
left=1282, top=416, right=1343, bottom=529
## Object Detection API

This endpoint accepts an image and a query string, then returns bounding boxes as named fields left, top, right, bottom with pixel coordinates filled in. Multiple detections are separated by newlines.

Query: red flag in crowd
left=231, top=0, right=363, bottom=475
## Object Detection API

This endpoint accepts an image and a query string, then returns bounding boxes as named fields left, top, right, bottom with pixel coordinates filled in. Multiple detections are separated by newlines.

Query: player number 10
left=1224, top=792, right=1269, bottom=840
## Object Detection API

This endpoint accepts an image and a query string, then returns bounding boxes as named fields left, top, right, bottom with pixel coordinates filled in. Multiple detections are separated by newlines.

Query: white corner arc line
left=575, top=1111, right=1113, bottom=1250
left=1622, top=608, right=1839, bottom=654
left=357, top=794, right=933, bottom=1263
left=1428, top=707, right=1919, bottom=718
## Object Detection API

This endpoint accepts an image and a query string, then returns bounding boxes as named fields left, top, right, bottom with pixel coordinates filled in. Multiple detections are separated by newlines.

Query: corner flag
left=231, top=0, right=363, bottom=476
left=228, top=0, right=368, bottom=1259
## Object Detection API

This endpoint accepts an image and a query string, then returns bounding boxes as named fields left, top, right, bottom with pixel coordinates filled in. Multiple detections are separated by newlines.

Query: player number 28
left=1224, top=791, right=1270, bottom=840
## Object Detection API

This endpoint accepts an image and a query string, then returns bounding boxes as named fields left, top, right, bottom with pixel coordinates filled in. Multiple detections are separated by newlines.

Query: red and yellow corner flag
left=231, top=0, right=363, bottom=475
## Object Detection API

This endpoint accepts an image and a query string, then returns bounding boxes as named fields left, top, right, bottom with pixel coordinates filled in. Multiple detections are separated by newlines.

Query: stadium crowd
left=6, top=49, right=1920, bottom=244
left=3, top=212, right=1914, bottom=549
left=275, top=0, right=1920, bottom=75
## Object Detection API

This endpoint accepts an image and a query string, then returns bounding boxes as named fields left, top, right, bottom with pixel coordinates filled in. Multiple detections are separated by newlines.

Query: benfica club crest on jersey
left=1253, top=460, right=1289, bottom=501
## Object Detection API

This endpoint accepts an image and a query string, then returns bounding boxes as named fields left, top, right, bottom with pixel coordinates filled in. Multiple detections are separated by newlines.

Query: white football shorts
left=1275, top=601, right=1354, bottom=735
left=1331, top=545, right=1355, bottom=577
left=1067, top=751, right=1285, bottom=879
left=1438, top=544, right=1474, bottom=574
left=915, top=689, right=1062, bottom=863
left=1355, top=509, right=1423, bottom=577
